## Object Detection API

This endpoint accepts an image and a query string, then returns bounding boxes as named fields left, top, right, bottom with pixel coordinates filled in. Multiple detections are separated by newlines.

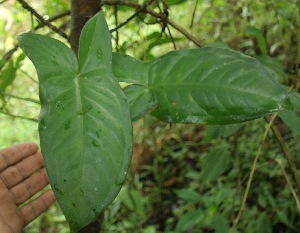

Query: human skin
left=0, top=142, right=55, bottom=233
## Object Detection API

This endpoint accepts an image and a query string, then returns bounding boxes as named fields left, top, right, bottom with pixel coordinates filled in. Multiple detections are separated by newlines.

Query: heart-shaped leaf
left=18, top=12, right=132, bottom=232
left=112, top=49, right=291, bottom=124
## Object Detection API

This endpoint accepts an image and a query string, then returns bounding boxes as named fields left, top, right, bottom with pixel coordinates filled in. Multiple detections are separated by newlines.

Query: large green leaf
left=18, top=12, right=132, bottom=232
left=113, top=48, right=291, bottom=124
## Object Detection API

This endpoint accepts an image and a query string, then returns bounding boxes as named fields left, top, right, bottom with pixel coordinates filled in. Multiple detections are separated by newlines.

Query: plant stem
left=0, top=10, right=70, bottom=72
left=0, top=91, right=40, bottom=104
left=16, top=0, right=68, bottom=40
left=274, top=159, right=300, bottom=216
left=269, top=123, right=300, bottom=195
left=102, top=0, right=202, bottom=47
left=70, top=0, right=101, bottom=55
left=110, top=0, right=155, bottom=32
left=0, top=111, right=38, bottom=122
left=297, top=0, right=300, bottom=68
left=230, top=114, right=278, bottom=232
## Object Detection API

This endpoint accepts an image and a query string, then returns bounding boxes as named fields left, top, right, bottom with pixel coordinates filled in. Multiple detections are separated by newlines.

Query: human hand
left=0, top=142, right=55, bottom=233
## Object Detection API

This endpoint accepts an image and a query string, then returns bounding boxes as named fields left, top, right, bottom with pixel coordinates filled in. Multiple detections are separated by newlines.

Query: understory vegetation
left=0, top=0, right=299, bottom=232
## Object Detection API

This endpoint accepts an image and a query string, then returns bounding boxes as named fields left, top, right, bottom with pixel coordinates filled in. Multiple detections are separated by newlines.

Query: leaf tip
left=16, top=32, right=28, bottom=44
left=16, top=33, right=32, bottom=53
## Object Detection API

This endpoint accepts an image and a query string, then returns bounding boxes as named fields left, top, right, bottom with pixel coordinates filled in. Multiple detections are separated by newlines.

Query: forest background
left=0, top=0, right=300, bottom=232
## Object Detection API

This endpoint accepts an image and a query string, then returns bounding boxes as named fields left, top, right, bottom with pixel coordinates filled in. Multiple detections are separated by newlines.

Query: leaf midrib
left=73, top=74, right=85, bottom=204
left=149, top=83, right=280, bottom=100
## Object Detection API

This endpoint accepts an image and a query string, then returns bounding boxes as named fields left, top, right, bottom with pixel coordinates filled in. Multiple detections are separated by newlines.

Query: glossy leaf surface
left=113, top=48, right=291, bottom=124
left=18, top=12, right=132, bottom=232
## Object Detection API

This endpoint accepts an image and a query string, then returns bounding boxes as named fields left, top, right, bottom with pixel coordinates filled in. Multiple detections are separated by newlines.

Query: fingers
left=20, top=189, right=56, bottom=226
left=10, top=168, right=50, bottom=205
left=0, top=142, right=38, bottom=172
left=0, top=151, right=44, bottom=189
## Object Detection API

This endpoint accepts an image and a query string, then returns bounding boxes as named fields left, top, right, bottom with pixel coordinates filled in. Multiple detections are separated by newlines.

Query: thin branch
left=297, top=0, right=300, bottom=69
left=35, top=10, right=70, bottom=31
left=0, top=111, right=38, bottom=122
left=113, top=5, right=119, bottom=51
left=16, top=0, right=68, bottom=40
left=274, top=159, right=300, bottom=216
left=0, top=91, right=40, bottom=104
left=230, top=113, right=278, bottom=232
left=149, top=7, right=202, bottom=46
left=190, top=0, right=198, bottom=28
left=0, top=10, right=70, bottom=72
left=19, top=69, right=39, bottom=84
left=110, top=0, right=155, bottom=32
left=165, top=22, right=176, bottom=49
left=155, top=0, right=176, bottom=50
left=264, top=84, right=300, bottom=194
left=102, top=0, right=202, bottom=47
left=1, top=45, right=18, bottom=66
left=268, top=121, right=300, bottom=194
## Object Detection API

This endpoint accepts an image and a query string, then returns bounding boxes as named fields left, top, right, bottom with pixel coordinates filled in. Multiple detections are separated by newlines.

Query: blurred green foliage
left=1, top=0, right=299, bottom=232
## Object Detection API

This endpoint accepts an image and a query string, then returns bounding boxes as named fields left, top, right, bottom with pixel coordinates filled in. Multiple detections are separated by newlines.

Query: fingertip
left=48, top=189, right=56, bottom=203
left=25, top=142, right=39, bottom=153
left=41, top=189, right=56, bottom=211
left=16, top=142, right=39, bottom=157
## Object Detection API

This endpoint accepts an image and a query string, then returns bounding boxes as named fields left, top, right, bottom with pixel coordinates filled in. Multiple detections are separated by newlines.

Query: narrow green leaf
left=276, top=210, right=298, bottom=231
left=201, top=144, right=231, bottom=182
left=175, top=210, right=202, bottom=233
left=255, top=55, right=287, bottom=83
left=203, top=123, right=244, bottom=142
left=18, top=12, right=132, bottom=232
left=0, top=61, right=15, bottom=92
left=279, top=93, right=300, bottom=136
left=0, top=54, right=25, bottom=92
left=212, top=215, right=230, bottom=233
left=174, top=189, right=202, bottom=203
left=254, top=213, right=272, bottom=233
left=119, top=188, right=146, bottom=216
left=244, top=25, right=267, bottom=55
left=166, top=0, right=188, bottom=5
left=113, top=48, right=291, bottom=124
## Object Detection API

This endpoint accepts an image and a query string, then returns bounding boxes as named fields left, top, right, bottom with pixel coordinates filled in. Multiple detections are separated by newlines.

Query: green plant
left=18, top=11, right=292, bottom=232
